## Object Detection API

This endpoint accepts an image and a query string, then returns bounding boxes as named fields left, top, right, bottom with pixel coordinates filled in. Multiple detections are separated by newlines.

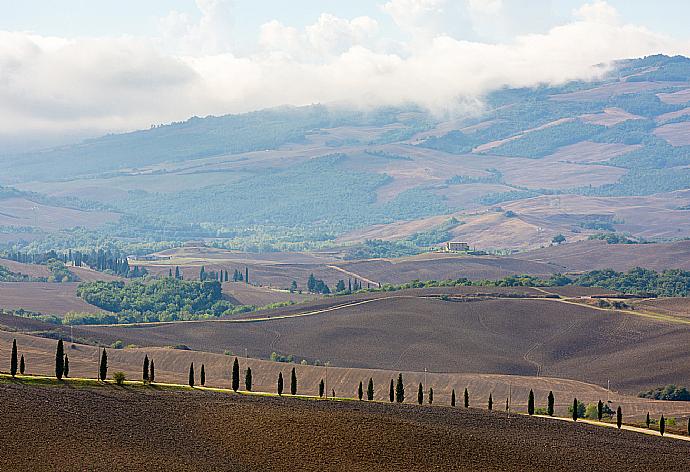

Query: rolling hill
left=1, top=54, right=690, bottom=254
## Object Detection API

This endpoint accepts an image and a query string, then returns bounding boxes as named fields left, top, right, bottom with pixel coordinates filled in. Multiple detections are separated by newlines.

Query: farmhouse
left=446, top=241, right=470, bottom=252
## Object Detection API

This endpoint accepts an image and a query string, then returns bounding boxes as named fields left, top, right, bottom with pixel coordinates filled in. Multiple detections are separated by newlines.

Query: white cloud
left=574, top=1, right=620, bottom=24
left=466, top=0, right=503, bottom=16
left=2, top=1, right=690, bottom=142
left=381, top=0, right=448, bottom=36
left=159, top=0, right=235, bottom=54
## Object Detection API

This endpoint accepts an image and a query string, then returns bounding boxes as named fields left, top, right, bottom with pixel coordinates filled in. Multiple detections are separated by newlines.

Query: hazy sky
left=2, top=0, right=690, bottom=144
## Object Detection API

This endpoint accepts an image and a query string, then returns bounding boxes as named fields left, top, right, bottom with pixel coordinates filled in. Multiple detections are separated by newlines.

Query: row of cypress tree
left=10, top=340, right=686, bottom=435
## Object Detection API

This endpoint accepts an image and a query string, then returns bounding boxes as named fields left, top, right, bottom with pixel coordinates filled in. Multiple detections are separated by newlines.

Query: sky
left=2, top=0, right=690, bottom=148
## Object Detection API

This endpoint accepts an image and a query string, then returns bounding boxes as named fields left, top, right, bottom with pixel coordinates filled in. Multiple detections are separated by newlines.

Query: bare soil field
left=338, top=253, right=559, bottom=284
left=2, top=382, right=689, bottom=472
left=31, top=295, right=690, bottom=395
left=516, top=239, right=690, bottom=272
left=0, top=197, right=119, bottom=230
left=631, top=298, right=690, bottom=319
left=2, top=329, right=689, bottom=421
left=0, top=258, right=51, bottom=278
left=0, top=282, right=102, bottom=315
left=580, top=107, right=643, bottom=126
left=654, top=121, right=690, bottom=146
left=222, top=282, right=321, bottom=306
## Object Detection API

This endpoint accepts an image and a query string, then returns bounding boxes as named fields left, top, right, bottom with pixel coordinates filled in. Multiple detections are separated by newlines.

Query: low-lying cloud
left=1, top=0, right=689, bottom=144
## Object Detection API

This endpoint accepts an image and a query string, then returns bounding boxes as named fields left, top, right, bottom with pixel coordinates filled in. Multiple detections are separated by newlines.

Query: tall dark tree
left=528, top=389, right=535, bottom=415
left=10, top=339, right=17, bottom=377
left=63, top=355, right=69, bottom=378
left=548, top=391, right=555, bottom=416
left=389, top=379, right=394, bottom=402
left=358, top=381, right=364, bottom=401
left=646, top=412, right=651, bottom=428
left=428, top=387, right=434, bottom=405
left=417, top=383, right=424, bottom=405
left=99, top=348, right=107, bottom=381
left=290, top=367, right=297, bottom=395
left=245, top=367, right=252, bottom=392
left=175, top=266, right=181, bottom=279
left=278, top=372, right=284, bottom=395
left=505, top=398, right=509, bottom=412
left=149, top=359, right=155, bottom=383
left=617, top=406, right=622, bottom=430
left=367, top=378, right=374, bottom=401
left=319, top=378, right=325, bottom=398
left=55, top=340, right=65, bottom=380
left=572, top=398, right=578, bottom=422
left=660, top=415, right=665, bottom=436
left=451, top=389, right=456, bottom=407
left=597, top=400, right=603, bottom=421
left=687, top=418, right=689, bottom=436
left=200, top=364, right=206, bottom=386
left=488, top=393, right=492, bottom=411
left=464, top=388, right=469, bottom=408
left=232, top=358, right=240, bottom=392
left=199, top=266, right=206, bottom=281
left=396, top=374, right=405, bottom=403
left=188, top=363, right=195, bottom=387
left=143, top=355, right=149, bottom=382
left=245, top=267, right=249, bottom=285
left=307, top=274, right=316, bottom=292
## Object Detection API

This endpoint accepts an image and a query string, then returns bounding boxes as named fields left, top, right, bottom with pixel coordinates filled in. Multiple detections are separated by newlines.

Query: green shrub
left=113, top=371, right=126, bottom=386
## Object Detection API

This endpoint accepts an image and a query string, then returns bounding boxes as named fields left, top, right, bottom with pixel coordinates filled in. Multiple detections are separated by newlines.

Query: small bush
left=113, top=371, right=126, bottom=386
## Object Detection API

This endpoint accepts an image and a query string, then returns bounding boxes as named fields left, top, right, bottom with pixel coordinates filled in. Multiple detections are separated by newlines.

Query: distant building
left=446, top=241, right=469, bottom=252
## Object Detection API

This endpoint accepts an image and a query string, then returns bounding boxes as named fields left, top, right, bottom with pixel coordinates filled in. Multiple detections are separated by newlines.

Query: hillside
left=12, top=292, right=690, bottom=395
left=1, top=55, right=690, bottom=253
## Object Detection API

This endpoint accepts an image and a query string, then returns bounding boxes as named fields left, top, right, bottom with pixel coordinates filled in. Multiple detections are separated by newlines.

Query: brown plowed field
left=29, top=295, right=690, bottom=394
left=515, top=240, right=690, bottom=272
left=1, top=382, right=690, bottom=471
left=2, top=330, right=688, bottom=421
left=0, top=258, right=51, bottom=278
left=0, top=282, right=102, bottom=315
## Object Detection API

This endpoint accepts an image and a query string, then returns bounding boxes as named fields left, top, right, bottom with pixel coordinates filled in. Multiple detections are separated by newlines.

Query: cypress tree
left=99, top=348, right=107, bottom=381
left=617, top=406, right=622, bottom=430
left=10, top=339, right=17, bottom=377
left=19, top=354, right=25, bottom=375
left=548, top=391, right=555, bottom=416
left=396, top=374, right=405, bottom=403
left=143, top=355, right=149, bottom=382
left=660, top=415, right=665, bottom=436
left=200, top=364, right=206, bottom=386
left=528, top=389, right=535, bottom=415
left=646, top=412, right=650, bottom=428
left=55, top=340, right=64, bottom=380
left=290, top=367, right=297, bottom=395
left=389, top=379, right=394, bottom=402
left=464, top=388, right=469, bottom=408
left=428, top=387, right=433, bottom=405
left=245, top=367, right=252, bottom=392
left=687, top=417, right=689, bottom=435
left=278, top=372, right=284, bottom=395
left=188, top=363, right=195, bottom=387
left=572, top=398, right=578, bottom=422
left=319, top=378, right=325, bottom=398
left=417, top=383, right=423, bottom=405
left=597, top=400, right=603, bottom=421
left=175, top=266, right=180, bottom=279
left=358, top=381, right=363, bottom=401
left=149, top=359, right=155, bottom=383
left=232, top=358, right=240, bottom=392
left=505, top=398, right=509, bottom=412
left=245, top=267, right=249, bottom=285
left=63, top=355, right=69, bottom=378
left=451, top=389, right=456, bottom=407
left=488, top=393, right=492, bottom=411
left=367, top=378, right=374, bottom=401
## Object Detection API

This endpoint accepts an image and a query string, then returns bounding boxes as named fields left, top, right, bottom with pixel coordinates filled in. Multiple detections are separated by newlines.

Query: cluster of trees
left=639, top=385, right=690, bottom=401
left=76, top=278, right=235, bottom=323
left=0, top=265, right=38, bottom=282
left=307, top=274, right=330, bottom=294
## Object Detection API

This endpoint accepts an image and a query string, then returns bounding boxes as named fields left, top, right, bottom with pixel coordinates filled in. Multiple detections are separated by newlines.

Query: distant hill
left=2, top=54, right=690, bottom=254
